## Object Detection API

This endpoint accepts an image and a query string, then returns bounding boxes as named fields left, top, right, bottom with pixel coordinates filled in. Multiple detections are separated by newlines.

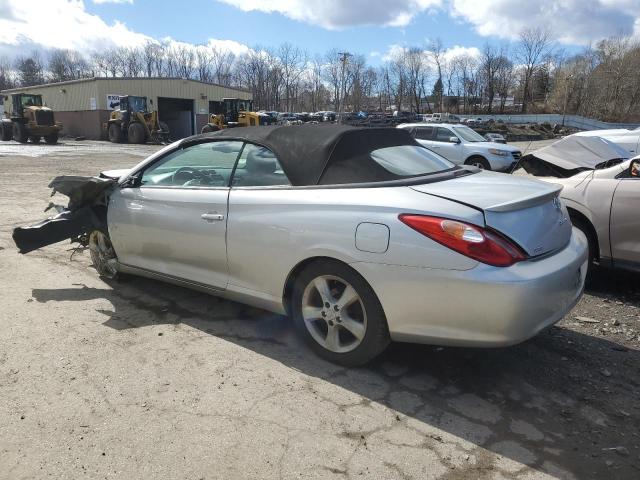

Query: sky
left=1, top=0, right=639, bottom=64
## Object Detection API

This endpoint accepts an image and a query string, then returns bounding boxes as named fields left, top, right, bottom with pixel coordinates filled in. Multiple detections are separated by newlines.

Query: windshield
left=19, top=94, right=43, bottom=108
left=452, top=126, right=487, bottom=142
left=129, top=96, right=147, bottom=112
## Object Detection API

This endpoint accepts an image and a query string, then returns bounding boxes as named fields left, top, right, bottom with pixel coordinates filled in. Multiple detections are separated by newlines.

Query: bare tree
left=15, top=51, right=45, bottom=86
left=517, top=27, right=553, bottom=113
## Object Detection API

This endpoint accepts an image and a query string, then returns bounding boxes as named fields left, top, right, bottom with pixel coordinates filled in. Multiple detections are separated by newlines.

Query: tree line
left=2, top=29, right=640, bottom=122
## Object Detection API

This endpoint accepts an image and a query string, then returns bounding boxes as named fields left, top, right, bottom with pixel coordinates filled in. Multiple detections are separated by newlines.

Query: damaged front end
left=12, top=176, right=116, bottom=255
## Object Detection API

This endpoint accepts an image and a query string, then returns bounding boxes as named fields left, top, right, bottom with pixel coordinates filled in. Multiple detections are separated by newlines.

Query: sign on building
left=106, top=94, right=122, bottom=110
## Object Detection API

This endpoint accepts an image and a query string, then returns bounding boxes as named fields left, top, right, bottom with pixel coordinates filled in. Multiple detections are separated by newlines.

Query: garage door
left=158, top=97, right=194, bottom=140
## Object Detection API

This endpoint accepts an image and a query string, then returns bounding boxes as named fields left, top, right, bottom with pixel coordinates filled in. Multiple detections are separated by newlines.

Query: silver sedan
left=13, top=125, right=588, bottom=365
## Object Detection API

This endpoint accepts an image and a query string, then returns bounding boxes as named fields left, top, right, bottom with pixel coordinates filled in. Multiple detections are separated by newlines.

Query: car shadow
left=31, top=268, right=640, bottom=479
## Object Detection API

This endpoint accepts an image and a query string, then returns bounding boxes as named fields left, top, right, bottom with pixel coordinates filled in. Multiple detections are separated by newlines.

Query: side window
left=435, top=127, right=454, bottom=142
left=140, top=141, right=243, bottom=187
left=414, top=127, right=433, bottom=140
left=232, top=143, right=291, bottom=187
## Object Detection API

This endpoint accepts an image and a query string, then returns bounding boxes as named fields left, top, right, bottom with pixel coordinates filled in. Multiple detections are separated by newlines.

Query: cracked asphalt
left=1, top=139, right=639, bottom=479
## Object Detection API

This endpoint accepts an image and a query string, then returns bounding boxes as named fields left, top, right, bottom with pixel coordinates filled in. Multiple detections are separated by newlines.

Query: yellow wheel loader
left=1, top=93, right=63, bottom=144
left=105, top=96, right=169, bottom=144
left=201, top=98, right=275, bottom=133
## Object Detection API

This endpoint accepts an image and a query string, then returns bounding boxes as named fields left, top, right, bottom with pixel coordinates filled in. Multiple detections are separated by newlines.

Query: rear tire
left=1, top=123, right=12, bottom=141
left=13, top=122, right=28, bottom=143
left=292, top=260, right=390, bottom=366
left=44, top=133, right=58, bottom=144
left=30, top=135, right=41, bottom=144
left=128, top=122, right=146, bottom=144
left=465, top=156, right=491, bottom=170
left=108, top=123, right=124, bottom=143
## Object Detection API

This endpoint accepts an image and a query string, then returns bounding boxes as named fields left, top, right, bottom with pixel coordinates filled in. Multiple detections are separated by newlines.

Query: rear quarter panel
left=226, top=186, right=482, bottom=302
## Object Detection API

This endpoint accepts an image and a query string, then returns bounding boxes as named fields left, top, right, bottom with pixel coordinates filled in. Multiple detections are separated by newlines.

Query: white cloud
left=216, top=0, right=442, bottom=30
left=449, top=0, right=639, bottom=45
left=92, top=0, right=133, bottom=4
left=0, top=0, right=251, bottom=61
left=0, top=0, right=150, bottom=54
left=381, top=43, right=480, bottom=65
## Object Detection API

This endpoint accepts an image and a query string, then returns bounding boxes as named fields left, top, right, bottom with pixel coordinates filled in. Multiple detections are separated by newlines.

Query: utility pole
left=562, top=74, right=574, bottom=127
left=337, top=51, right=352, bottom=123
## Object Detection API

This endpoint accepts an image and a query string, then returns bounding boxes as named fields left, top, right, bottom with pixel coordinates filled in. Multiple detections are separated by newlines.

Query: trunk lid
left=411, top=171, right=572, bottom=257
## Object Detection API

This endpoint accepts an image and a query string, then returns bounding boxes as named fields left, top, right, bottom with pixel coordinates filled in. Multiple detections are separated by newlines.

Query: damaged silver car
left=14, top=125, right=588, bottom=366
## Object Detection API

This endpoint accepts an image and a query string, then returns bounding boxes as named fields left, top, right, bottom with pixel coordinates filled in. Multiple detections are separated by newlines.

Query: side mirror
left=630, top=159, right=640, bottom=178
left=449, top=136, right=460, bottom=144
left=121, top=173, right=140, bottom=188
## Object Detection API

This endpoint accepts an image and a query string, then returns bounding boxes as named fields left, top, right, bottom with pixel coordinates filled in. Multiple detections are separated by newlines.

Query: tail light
left=399, top=214, right=527, bottom=267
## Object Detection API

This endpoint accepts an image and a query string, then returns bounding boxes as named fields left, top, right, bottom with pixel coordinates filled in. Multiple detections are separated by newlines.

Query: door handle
left=201, top=213, right=224, bottom=222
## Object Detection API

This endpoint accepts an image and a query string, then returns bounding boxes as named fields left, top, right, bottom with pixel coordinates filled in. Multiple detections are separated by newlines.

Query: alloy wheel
left=301, top=275, right=367, bottom=353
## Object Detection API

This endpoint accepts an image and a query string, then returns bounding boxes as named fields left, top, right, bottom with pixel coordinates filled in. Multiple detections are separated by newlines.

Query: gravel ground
left=0, top=139, right=639, bottom=480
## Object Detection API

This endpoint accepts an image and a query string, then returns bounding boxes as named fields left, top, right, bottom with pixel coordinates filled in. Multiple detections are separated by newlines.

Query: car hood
left=100, top=168, right=131, bottom=181
left=573, top=128, right=638, bottom=137
left=411, top=171, right=571, bottom=257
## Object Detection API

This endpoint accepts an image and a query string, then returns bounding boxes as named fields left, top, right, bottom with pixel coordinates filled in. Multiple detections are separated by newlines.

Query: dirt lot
left=1, top=139, right=639, bottom=480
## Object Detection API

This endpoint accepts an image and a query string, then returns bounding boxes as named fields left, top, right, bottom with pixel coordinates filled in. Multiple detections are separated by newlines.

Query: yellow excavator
left=201, top=98, right=275, bottom=133
left=105, top=95, right=169, bottom=144
left=1, top=93, right=62, bottom=144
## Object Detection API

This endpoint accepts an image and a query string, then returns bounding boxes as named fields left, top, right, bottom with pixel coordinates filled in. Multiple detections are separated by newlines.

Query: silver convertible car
left=13, top=125, right=588, bottom=365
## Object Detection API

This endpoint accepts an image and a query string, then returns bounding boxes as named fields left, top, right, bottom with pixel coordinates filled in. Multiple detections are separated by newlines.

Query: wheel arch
left=567, top=207, right=600, bottom=261
left=282, top=256, right=375, bottom=317
left=464, top=153, right=487, bottom=163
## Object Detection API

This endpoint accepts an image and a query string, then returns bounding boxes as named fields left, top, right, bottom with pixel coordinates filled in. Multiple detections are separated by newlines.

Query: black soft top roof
left=181, top=124, right=421, bottom=186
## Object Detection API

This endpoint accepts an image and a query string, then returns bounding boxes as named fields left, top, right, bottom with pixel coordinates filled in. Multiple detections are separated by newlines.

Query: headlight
left=488, top=148, right=510, bottom=157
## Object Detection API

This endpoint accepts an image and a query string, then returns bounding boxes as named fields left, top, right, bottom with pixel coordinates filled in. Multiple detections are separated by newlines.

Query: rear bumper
left=352, top=228, right=588, bottom=347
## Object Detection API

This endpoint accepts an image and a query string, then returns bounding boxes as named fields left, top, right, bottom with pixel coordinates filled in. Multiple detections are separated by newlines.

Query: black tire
left=292, top=259, right=390, bottom=366
left=128, top=122, right=146, bottom=144
left=30, top=135, right=41, bottom=144
left=570, top=215, right=595, bottom=275
left=465, top=156, right=491, bottom=170
left=1, top=123, right=12, bottom=141
left=201, top=124, right=220, bottom=134
left=13, top=122, right=28, bottom=143
left=108, top=123, right=124, bottom=143
left=44, top=133, right=58, bottom=145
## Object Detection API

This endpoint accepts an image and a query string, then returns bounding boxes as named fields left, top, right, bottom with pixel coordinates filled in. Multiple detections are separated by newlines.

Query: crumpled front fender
left=12, top=175, right=115, bottom=254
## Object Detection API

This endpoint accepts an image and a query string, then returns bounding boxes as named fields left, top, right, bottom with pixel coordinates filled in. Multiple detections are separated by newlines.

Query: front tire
left=1, top=123, right=12, bottom=141
left=292, top=260, right=390, bottom=366
left=89, top=230, right=118, bottom=279
left=465, top=156, right=491, bottom=170
left=128, top=122, right=146, bottom=144
left=108, top=123, right=124, bottom=143
left=30, top=135, right=41, bottom=144
left=13, top=122, right=28, bottom=143
left=570, top=215, right=595, bottom=275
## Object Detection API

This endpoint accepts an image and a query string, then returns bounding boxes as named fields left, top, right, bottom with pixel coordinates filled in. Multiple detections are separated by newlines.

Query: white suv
left=398, top=123, right=522, bottom=171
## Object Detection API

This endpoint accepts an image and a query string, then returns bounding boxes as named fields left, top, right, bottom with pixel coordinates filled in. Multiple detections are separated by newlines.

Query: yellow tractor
left=1, top=93, right=62, bottom=144
left=106, top=95, right=169, bottom=144
left=201, top=98, right=275, bottom=133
